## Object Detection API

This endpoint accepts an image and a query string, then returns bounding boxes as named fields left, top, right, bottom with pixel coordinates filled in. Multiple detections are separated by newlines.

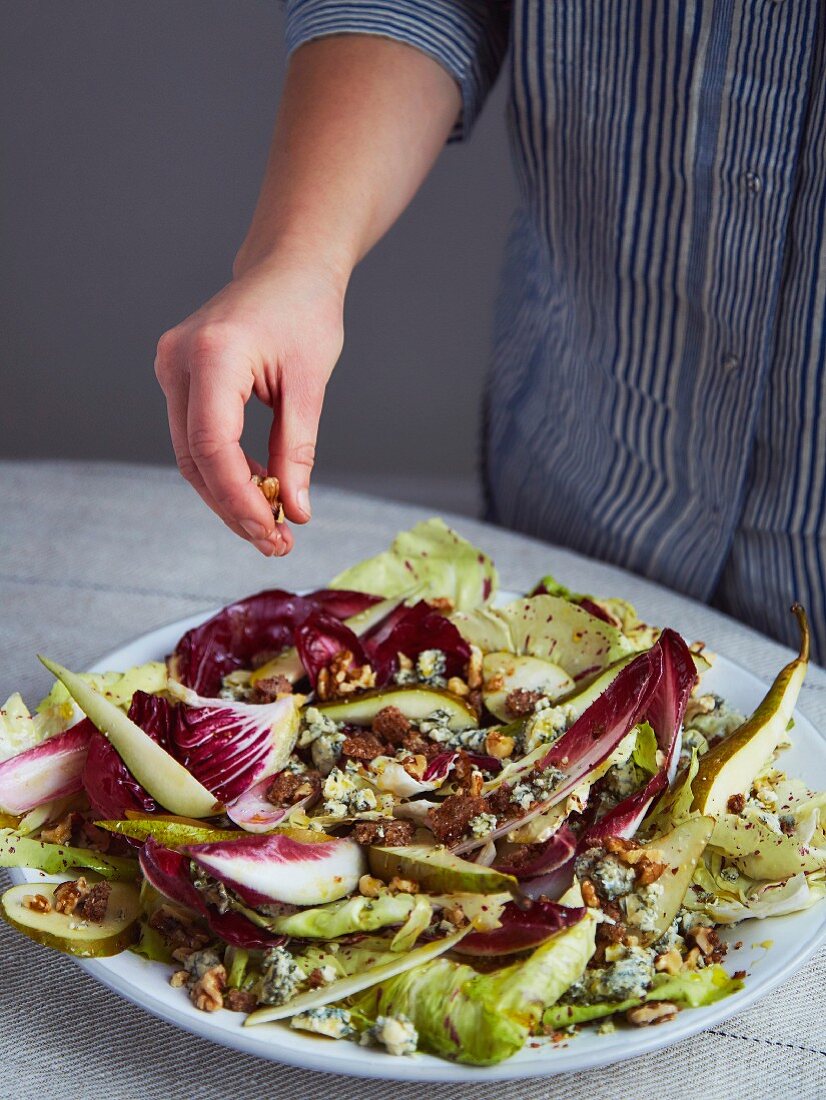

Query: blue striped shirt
left=286, top=1, right=826, bottom=663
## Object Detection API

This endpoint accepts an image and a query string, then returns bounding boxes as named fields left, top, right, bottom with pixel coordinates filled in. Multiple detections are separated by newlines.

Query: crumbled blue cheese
left=566, top=946, right=655, bottom=1004
left=299, top=707, right=346, bottom=776
left=575, top=848, right=636, bottom=901
left=623, top=882, right=665, bottom=933
left=290, top=1006, right=355, bottom=1039
left=684, top=695, right=744, bottom=742
left=468, top=812, right=497, bottom=838
left=523, top=702, right=578, bottom=753
left=259, top=946, right=306, bottom=1006
left=678, top=908, right=714, bottom=935
left=415, top=649, right=447, bottom=687
left=602, top=759, right=642, bottom=802
left=652, top=917, right=683, bottom=954
left=322, top=767, right=379, bottom=818
left=184, top=948, right=222, bottom=981
left=361, top=1014, right=418, bottom=1057
left=510, top=765, right=566, bottom=812
left=421, top=710, right=487, bottom=752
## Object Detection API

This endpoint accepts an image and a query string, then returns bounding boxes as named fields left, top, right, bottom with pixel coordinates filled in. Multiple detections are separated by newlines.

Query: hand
left=154, top=254, right=346, bottom=556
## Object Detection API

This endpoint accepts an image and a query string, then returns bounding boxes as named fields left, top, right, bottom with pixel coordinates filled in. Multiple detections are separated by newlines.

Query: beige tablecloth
left=2, top=461, right=825, bottom=1099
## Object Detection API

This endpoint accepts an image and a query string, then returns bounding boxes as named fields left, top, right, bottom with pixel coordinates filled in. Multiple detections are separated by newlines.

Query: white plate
left=10, top=605, right=826, bottom=1082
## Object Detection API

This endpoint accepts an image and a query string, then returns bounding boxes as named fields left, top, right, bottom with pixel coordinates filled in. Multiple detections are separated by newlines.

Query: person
left=154, top=2, right=826, bottom=663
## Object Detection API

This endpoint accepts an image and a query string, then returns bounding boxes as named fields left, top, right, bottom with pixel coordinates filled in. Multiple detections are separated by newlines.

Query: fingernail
left=241, top=518, right=270, bottom=541
left=253, top=537, right=275, bottom=556
left=297, top=488, right=311, bottom=519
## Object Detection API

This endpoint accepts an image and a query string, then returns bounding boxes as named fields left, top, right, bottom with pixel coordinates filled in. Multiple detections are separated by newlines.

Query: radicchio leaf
left=182, top=830, right=366, bottom=907
left=453, top=648, right=660, bottom=855
left=83, top=729, right=157, bottom=819
left=294, top=610, right=371, bottom=689
left=172, top=589, right=382, bottom=696
left=494, top=825, right=578, bottom=879
left=226, top=776, right=316, bottom=833
left=580, top=629, right=697, bottom=846
left=364, top=601, right=471, bottom=684
left=139, top=837, right=283, bottom=949
left=0, top=720, right=93, bottom=815
left=452, top=899, right=586, bottom=956
left=166, top=688, right=300, bottom=804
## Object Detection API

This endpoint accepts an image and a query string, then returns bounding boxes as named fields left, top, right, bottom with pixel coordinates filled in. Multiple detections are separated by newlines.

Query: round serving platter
left=10, top=603, right=826, bottom=1082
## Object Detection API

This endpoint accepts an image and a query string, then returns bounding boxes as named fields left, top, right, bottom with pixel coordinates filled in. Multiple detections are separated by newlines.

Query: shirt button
left=722, top=353, right=740, bottom=372
left=743, top=171, right=762, bottom=194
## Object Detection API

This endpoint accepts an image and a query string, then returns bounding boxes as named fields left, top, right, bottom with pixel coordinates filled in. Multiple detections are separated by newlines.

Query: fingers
left=268, top=374, right=325, bottom=525
left=186, top=355, right=287, bottom=555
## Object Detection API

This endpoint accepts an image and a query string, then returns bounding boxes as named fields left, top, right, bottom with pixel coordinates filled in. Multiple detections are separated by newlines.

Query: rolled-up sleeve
left=284, top=0, right=510, bottom=139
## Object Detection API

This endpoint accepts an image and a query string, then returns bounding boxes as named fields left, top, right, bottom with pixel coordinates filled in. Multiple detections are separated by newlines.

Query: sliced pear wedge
left=38, top=657, right=220, bottom=819
left=691, top=605, right=809, bottom=816
left=369, top=843, right=520, bottom=898
left=316, top=685, right=478, bottom=731
left=633, top=816, right=715, bottom=941
left=1, top=879, right=140, bottom=957
left=482, top=652, right=574, bottom=721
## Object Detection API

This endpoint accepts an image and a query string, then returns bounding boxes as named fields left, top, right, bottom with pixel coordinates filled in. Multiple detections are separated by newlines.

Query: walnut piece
left=484, top=729, right=516, bottom=759
left=316, top=650, right=376, bottom=701
left=40, top=813, right=74, bottom=846
left=358, top=874, right=384, bottom=898
left=654, top=948, right=683, bottom=975
left=191, top=964, right=227, bottom=1012
left=626, top=1002, right=678, bottom=1027
left=389, top=876, right=419, bottom=895
left=251, top=474, right=285, bottom=524
left=53, top=877, right=89, bottom=916
left=580, top=879, right=600, bottom=909
left=23, top=893, right=52, bottom=914
left=169, top=970, right=189, bottom=988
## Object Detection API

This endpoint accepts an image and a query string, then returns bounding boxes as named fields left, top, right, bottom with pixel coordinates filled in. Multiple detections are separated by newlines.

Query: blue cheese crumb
left=361, top=1014, right=418, bottom=1057
left=468, top=812, right=497, bottom=838
left=290, top=1006, right=355, bottom=1039
left=259, top=946, right=306, bottom=1006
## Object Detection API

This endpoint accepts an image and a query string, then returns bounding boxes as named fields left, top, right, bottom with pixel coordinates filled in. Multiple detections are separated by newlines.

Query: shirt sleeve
left=284, top=0, right=511, bottom=140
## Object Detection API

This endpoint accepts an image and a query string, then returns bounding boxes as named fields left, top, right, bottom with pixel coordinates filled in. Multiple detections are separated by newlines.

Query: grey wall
left=1, top=3, right=516, bottom=514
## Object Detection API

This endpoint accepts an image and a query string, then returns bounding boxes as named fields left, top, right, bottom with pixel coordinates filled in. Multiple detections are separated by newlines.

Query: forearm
left=234, top=35, right=462, bottom=285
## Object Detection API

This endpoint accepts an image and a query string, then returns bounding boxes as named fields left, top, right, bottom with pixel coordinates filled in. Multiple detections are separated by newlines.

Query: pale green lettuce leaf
left=710, top=808, right=826, bottom=881
left=37, top=662, right=168, bottom=717
left=452, top=596, right=635, bottom=681
left=643, top=750, right=700, bottom=834
left=533, top=575, right=659, bottom=651
left=349, top=911, right=596, bottom=1065
left=0, top=692, right=72, bottom=763
left=330, top=519, right=498, bottom=611
left=542, top=964, right=742, bottom=1028
left=268, top=892, right=419, bottom=939
left=0, top=828, right=139, bottom=881
left=685, top=857, right=824, bottom=924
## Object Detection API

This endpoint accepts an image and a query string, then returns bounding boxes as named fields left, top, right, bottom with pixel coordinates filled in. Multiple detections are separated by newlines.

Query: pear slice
left=482, top=652, right=575, bottom=721
left=691, top=605, right=809, bottom=816
left=316, top=685, right=478, bottom=731
left=1, top=880, right=140, bottom=957
left=38, top=657, right=220, bottom=819
left=632, top=816, right=715, bottom=941
left=369, top=843, right=520, bottom=898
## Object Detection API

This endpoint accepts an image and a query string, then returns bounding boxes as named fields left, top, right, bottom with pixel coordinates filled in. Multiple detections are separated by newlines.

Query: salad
left=1, top=519, right=822, bottom=1066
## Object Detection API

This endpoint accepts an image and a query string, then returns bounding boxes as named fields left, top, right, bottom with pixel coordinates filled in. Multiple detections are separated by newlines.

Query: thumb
left=268, top=376, right=325, bottom=524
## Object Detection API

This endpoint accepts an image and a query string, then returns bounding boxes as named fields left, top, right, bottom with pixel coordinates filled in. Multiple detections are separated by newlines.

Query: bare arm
left=155, top=36, right=461, bottom=555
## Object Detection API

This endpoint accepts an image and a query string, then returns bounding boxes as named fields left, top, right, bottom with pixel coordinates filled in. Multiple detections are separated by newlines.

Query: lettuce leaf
left=37, top=663, right=168, bottom=717
left=532, top=575, right=659, bottom=651
left=685, top=856, right=825, bottom=923
left=349, top=911, right=596, bottom=1065
left=269, top=892, right=420, bottom=939
left=0, top=828, right=139, bottom=880
left=0, top=692, right=73, bottom=764
left=452, top=596, right=635, bottom=682
left=330, top=519, right=498, bottom=611
left=542, top=964, right=742, bottom=1028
